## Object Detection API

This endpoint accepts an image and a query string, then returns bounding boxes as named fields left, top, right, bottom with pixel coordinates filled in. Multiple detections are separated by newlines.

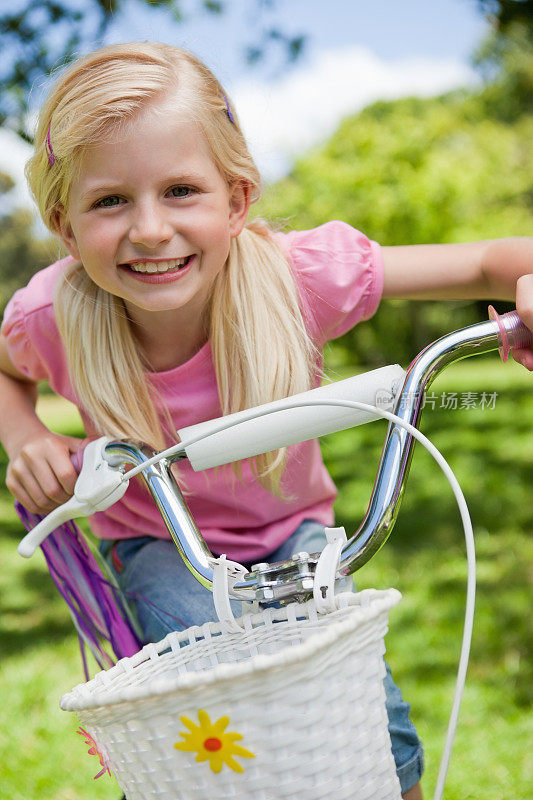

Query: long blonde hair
left=25, top=42, right=318, bottom=488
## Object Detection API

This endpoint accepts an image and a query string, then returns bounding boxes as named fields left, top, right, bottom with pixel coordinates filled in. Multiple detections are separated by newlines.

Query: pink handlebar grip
left=70, top=436, right=102, bottom=473
left=488, top=306, right=533, bottom=362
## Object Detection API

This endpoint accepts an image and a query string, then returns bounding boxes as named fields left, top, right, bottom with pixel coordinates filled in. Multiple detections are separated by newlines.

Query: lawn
left=0, top=357, right=531, bottom=799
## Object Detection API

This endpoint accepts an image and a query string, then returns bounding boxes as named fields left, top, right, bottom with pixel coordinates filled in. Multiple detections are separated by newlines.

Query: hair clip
left=45, top=121, right=55, bottom=166
left=221, top=93, right=235, bottom=124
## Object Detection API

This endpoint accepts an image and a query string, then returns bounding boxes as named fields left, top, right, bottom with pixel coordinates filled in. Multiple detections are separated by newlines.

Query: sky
left=0, top=0, right=490, bottom=210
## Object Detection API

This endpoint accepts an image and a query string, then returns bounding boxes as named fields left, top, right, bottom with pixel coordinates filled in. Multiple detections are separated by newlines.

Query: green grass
left=0, top=360, right=531, bottom=799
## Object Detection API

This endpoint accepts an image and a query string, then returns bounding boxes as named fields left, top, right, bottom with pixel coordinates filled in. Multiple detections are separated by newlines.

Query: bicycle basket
left=61, top=588, right=402, bottom=800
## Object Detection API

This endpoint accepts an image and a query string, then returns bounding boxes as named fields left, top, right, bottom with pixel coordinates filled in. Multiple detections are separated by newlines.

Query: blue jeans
left=100, top=520, right=423, bottom=792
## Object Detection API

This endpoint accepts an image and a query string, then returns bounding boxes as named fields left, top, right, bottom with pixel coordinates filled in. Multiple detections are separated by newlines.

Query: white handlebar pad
left=178, top=364, right=405, bottom=472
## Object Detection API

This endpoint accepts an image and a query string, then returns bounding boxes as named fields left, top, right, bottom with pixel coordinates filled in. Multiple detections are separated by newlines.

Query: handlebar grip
left=178, top=364, right=405, bottom=472
left=488, top=306, right=533, bottom=362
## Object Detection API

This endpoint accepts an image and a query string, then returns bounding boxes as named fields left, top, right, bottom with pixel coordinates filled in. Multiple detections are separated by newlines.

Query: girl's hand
left=511, top=273, right=533, bottom=371
left=6, top=430, right=83, bottom=515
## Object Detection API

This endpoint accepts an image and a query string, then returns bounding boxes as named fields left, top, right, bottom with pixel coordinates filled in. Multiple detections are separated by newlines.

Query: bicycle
left=16, top=307, right=532, bottom=800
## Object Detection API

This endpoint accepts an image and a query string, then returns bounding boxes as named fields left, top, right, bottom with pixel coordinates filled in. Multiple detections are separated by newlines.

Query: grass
left=0, top=358, right=531, bottom=799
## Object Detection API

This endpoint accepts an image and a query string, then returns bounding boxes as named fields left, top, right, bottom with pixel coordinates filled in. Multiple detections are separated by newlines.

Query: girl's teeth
left=129, top=258, right=189, bottom=273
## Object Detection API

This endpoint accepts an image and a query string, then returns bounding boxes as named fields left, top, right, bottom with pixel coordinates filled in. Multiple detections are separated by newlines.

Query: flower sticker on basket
left=76, top=727, right=111, bottom=779
left=175, top=709, right=255, bottom=773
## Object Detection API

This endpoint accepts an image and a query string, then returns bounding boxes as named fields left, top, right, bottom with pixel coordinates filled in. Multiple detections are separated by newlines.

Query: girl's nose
left=128, top=202, right=173, bottom=248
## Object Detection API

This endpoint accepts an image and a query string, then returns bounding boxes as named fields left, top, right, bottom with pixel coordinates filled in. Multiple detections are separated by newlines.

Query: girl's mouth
left=120, top=255, right=194, bottom=282
left=125, top=255, right=192, bottom=274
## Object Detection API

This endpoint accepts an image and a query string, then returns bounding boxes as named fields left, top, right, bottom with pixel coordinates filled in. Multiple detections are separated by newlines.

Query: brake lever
left=17, top=437, right=129, bottom=558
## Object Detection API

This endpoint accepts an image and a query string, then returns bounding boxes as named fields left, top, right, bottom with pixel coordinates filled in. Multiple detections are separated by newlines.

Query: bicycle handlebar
left=17, top=308, right=532, bottom=602
left=177, top=364, right=405, bottom=471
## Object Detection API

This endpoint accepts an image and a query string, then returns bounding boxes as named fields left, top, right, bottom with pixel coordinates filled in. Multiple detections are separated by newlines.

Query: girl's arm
left=0, top=335, right=82, bottom=513
left=382, top=237, right=533, bottom=370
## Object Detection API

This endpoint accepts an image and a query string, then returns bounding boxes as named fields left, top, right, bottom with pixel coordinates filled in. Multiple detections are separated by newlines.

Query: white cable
left=117, top=397, right=475, bottom=799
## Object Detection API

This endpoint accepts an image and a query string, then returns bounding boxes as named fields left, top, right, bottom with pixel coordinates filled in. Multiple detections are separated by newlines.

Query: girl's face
left=56, top=95, right=250, bottom=328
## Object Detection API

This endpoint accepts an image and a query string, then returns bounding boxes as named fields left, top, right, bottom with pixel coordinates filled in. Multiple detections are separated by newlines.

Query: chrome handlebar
left=104, top=310, right=531, bottom=604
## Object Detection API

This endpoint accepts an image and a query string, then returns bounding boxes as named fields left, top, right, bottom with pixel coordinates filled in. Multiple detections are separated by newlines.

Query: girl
left=0, top=42, right=532, bottom=799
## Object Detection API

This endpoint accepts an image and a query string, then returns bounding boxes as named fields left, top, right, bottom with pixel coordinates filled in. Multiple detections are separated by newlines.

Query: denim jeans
left=100, top=520, right=423, bottom=792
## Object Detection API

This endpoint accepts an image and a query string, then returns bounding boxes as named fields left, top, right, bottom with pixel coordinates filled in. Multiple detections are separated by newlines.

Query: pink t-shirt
left=1, top=221, right=383, bottom=561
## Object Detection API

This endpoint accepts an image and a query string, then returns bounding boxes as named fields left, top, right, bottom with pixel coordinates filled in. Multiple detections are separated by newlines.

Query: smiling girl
left=0, top=43, right=532, bottom=799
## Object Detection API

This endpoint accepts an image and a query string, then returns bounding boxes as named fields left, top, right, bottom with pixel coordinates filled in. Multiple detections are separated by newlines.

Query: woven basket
left=61, top=588, right=402, bottom=800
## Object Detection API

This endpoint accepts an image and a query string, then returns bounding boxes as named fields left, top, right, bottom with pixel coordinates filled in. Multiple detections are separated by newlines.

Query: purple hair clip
left=221, top=93, right=235, bottom=124
left=45, top=121, right=55, bottom=166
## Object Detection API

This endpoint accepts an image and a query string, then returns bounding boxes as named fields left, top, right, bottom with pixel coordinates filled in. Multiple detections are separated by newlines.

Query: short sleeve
left=1, top=290, right=50, bottom=381
left=275, top=221, right=383, bottom=347
left=1, top=258, right=74, bottom=389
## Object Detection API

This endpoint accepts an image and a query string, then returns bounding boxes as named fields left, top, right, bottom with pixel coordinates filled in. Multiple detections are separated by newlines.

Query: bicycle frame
left=102, top=309, right=529, bottom=605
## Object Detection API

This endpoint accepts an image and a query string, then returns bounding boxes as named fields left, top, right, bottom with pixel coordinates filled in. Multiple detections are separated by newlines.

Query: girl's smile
left=55, top=95, right=250, bottom=352
left=119, top=255, right=195, bottom=282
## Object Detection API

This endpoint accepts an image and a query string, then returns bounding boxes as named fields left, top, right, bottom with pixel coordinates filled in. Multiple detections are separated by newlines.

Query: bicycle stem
left=104, top=311, right=530, bottom=603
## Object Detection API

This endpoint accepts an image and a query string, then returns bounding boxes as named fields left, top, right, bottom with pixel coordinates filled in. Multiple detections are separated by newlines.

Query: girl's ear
left=52, top=205, right=81, bottom=261
left=228, top=181, right=253, bottom=238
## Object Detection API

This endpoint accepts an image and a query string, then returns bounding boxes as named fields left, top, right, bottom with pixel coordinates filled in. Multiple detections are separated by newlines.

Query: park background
left=0, top=1, right=532, bottom=798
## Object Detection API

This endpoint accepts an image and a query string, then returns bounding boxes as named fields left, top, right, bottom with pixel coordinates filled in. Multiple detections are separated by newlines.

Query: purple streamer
left=16, top=503, right=142, bottom=679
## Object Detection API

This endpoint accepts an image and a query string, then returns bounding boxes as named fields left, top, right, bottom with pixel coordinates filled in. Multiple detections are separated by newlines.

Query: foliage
left=2, top=0, right=529, bottom=141
left=473, top=20, right=533, bottom=118
left=0, top=0, right=306, bottom=141
left=476, top=0, right=533, bottom=36
left=0, top=172, right=57, bottom=315
left=257, top=83, right=533, bottom=366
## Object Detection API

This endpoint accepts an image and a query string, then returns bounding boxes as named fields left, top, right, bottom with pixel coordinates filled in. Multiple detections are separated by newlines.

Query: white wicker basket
left=61, top=588, right=402, bottom=800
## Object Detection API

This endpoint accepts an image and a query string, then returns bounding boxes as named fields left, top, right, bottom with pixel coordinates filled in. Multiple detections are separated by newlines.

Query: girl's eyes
left=169, top=185, right=194, bottom=198
left=95, top=195, right=122, bottom=208
left=93, top=186, right=194, bottom=208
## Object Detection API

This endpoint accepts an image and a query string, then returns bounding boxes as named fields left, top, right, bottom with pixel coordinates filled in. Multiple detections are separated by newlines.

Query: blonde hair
left=25, top=42, right=318, bottom=489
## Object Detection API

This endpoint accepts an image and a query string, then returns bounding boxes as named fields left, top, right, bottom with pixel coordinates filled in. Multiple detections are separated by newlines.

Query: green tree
left=257, top=86, right=532, bottom=366
left=476, top=0, right=533, bottom=35
left=0, top=171, right=57, bottom=315
left=0, top=0, right=305, bottom=141
left=473, top=20, right=533, bottom=118
left=2, top=0, right=529, bottom=143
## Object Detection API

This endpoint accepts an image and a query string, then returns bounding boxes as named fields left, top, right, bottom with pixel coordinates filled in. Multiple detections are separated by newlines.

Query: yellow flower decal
left=175, top=710, right=255, bottom=773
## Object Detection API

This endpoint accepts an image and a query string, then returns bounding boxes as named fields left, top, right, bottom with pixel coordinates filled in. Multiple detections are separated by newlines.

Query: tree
left=257, top=87, right=532, bottom=366
left=477, top=0, right=533, bottom=36
left=1, top=0, right=529, bottom=142
left=0, top=171, right=57, bottom=315
left=0, top=0, right=305, bottom=142
left=473, top=18, right=533, bottom=119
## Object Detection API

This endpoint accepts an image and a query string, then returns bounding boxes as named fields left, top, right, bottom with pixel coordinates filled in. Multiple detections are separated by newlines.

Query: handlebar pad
left=178, top=364, right=405, bottom=471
